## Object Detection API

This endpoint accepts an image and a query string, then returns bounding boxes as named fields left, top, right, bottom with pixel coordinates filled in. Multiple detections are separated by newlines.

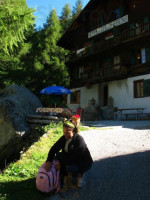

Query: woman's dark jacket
left=47, top=133, right=93, bottom=171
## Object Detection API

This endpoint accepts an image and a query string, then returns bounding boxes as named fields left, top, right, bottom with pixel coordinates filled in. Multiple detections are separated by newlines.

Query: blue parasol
left=40, top=86, right=71, bottom=108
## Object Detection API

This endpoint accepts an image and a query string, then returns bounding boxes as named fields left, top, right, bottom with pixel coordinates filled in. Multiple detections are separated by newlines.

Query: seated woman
left=45, top=120, right=93, bottom=189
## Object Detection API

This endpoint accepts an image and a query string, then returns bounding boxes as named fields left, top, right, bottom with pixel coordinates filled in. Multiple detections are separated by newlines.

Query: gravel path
left=45, top=120, right=150, bottom=200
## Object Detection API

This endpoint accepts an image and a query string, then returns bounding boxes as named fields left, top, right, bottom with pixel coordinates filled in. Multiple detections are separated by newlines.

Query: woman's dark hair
left=63, top=120, right=78, bottom=134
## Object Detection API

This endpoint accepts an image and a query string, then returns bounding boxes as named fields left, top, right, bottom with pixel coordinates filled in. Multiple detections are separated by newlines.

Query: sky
left=27, top=0, right=90, bottom=28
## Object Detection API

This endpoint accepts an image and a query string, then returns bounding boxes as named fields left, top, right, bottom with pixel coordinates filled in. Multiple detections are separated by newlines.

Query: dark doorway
left=103, top=85, right=108, bottom=106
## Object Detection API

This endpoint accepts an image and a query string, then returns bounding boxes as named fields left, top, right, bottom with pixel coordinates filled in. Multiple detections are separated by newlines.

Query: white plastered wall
left=109, top=74, right=150, bottom=112
left=67, top=84, right=99, bottom=112
left=67, top=74, right=150, bottom=113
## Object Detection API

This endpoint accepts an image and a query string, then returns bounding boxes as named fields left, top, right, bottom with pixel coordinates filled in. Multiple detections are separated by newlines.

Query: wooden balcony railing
left=70, top=64, right=127, bottom=87
left=103, top=64, right=127, bottom=78
left=67, top=22, right=150, bottom=62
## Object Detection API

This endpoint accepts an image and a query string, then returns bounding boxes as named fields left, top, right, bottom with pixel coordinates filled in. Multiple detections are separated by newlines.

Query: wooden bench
left=114, top=108, right=145, bottom=120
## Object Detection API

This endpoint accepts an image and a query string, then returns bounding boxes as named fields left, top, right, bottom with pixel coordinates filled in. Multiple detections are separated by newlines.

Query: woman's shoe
left=77, top=174, right=86, bottom=188
left=68, top=173, right=77, bottom=189
left=60, top=176, right=68, bottom=192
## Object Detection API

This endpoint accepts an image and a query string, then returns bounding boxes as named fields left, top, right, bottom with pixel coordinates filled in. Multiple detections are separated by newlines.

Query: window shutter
left=119, top=6, right=123, bottom=17
left=99, top=15, right=104, bottom=26
left=144, top=17, right=149, bottom=32
left=113, top=27, right=120, bottom=35
left=90, top=40, right=94, bottom=45
left=146, top=47, right=150, bottom=62
left=90, top=22, right=94, bottom=31
left=131, top=51, right=136, bottom=65
left=144, top=79, right=150, bottom=97
left=104, top=58, right=113, bottom=66
left=130, top=23, right=134, bottom=29
left=74, top=67, right=79, bottom=79
left=144, top=16, right=149, bottom=23
left=130, top=23, right=135, bottom=37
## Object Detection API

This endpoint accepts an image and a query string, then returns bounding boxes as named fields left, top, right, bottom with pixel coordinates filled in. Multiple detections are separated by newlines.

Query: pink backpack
left=36, top=160, right=61, bottom=194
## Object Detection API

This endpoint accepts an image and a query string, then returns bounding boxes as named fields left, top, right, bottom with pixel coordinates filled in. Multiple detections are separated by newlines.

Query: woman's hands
left=45, top=161, right=52, bottom=172
left=55, top=161, right=61, bottom=170
left=45, top=161, right=61, bottom=172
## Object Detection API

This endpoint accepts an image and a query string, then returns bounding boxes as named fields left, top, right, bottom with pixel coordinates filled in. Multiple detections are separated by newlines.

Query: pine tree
left=0, top=0, right=35, bottom=54
left=43, top=9, right=69, bottom=86
left=60, top=4, right=72, bottom=34
left=72, top=0, right=83, bottom=22
left=28, top=9, right=69, bottom=95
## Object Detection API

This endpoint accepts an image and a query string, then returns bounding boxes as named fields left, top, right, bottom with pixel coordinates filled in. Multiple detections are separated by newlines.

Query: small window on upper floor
left=112, top=6, right=123, bottom=20
left=90, top=15, right=104, bottom=31
left=113, top=56, right=120, bottom=70
left=114, top=56, right=120, bottom=65
left=131, top=47, right=150, bottom=65
left=130, top=0, right=143, bottom=9
left=103, top=57, right=113, bottom=67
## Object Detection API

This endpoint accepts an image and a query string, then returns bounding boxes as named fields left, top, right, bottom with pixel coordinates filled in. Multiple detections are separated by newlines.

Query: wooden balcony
left=103, top=64, right=127, bottom=79
left=67, top=22, right=150, bottom=62
left=70, top=64, right=127, bottom=88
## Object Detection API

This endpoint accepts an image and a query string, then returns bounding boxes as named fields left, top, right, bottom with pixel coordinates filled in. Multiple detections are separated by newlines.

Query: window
left=130, top=0, right=143, bottom=9
left=137, top=50, right=142, bottom=64
left=73, top=67, right=79, bottom=79
left=134, top=80, right=144, bottom=98
left=91, top=14, right=104, bottom=30
left=113, top=56, right=120, bottom=70
left=103, top=58, right=113, bottom=67
left=141, top=48, right=146, bottom=63
left=92, top=19, right=100, bottom=29
left=70, top=91, right=80, bottom=104
left=79, top=66, right=84, bottom=79
left=113, top=7, right=123, bottom=20
left=131, top=47, right=150, bottom=65
left=114, top=56, right=120, bottom=65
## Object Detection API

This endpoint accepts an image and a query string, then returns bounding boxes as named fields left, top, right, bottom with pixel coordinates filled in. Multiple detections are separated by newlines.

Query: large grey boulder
left=0, top=85, right=42, bottom=165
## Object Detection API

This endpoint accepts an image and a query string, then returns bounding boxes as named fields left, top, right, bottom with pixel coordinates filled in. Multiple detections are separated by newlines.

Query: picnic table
left=36, top=107, right=72, bottom=118
left=114, top=108, right=145, bottom=120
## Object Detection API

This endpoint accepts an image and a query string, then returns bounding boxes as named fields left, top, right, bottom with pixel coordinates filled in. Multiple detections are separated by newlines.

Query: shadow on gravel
left=1, top=151, right=150, bottom=200
left=84, top=150, right=150, bottom=200
left=83, top=120, right=150, bottom=130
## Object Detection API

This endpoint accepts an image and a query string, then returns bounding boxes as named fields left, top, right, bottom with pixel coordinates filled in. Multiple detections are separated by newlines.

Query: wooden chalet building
left=58, top=0, right=150, bottom=118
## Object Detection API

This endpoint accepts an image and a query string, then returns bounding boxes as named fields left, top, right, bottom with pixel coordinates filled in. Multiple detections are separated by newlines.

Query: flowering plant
left=71, top=114, right=80, bottom=119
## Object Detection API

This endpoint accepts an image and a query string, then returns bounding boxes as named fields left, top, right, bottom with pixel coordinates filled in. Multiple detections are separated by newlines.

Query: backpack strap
left=55, top=169, right=60, bottom=189
left=52, top=160, right=61, bottom=192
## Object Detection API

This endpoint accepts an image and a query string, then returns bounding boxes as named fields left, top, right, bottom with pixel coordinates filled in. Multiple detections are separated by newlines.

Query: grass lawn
left=0, top=122, right=90, bottom=200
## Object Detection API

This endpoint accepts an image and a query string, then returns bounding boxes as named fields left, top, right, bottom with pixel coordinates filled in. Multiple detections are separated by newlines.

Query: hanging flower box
left=105, top=32, right=114, bottom=40
left=84, top=66, right=91, bottom=71
left=84, top=42, right=90, bottom=47
left=85, top=83, right=92, bottom=89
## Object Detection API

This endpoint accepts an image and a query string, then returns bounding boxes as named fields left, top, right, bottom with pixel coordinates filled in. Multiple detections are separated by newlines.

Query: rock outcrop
left=0, top=85, right=42, bottom=166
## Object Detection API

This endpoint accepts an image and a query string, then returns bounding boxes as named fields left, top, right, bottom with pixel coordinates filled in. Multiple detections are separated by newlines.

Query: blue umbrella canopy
left=40, top=86, right=71, bottom=95
left=40, top=86, right=71, bottom=108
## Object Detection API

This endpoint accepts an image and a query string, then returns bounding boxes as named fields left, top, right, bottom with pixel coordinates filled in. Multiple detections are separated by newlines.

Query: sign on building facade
left=88, top=15, right=128, bottom=38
